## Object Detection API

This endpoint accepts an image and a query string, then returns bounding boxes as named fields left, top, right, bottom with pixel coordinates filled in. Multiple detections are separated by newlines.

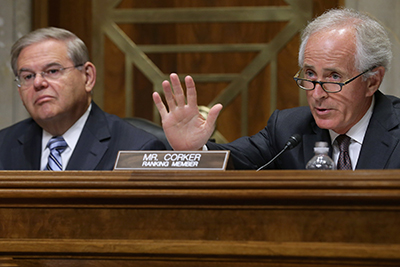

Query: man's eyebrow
left=18, top=68, right=33, bottom=73
left=18, top=63, right=63, bottom=73
left=303, top=65, right=342, bottom=73
left=302, top=65, right=315, bottom=70
left=43, top=62, right=63, bottom=69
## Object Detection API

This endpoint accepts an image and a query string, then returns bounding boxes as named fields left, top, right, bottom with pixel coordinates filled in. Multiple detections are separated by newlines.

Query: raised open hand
left=152, top=73, right=223, bottom=150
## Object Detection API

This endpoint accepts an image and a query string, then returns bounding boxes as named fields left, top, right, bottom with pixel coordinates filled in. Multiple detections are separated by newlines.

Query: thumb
left=206, top=103, right=223, bottom=128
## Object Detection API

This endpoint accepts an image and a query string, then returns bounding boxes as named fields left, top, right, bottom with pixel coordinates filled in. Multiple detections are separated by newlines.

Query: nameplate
left=114, top=151, right=230, bottom=171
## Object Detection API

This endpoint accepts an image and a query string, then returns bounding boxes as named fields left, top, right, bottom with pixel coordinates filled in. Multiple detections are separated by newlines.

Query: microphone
left=256, top=134, right=302, bottom=171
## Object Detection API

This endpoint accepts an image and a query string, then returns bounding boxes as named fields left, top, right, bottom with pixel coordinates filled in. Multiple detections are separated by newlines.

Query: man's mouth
left=35, top=95, right=54, bottom=105
left=315, top=107, right=332, bottom=115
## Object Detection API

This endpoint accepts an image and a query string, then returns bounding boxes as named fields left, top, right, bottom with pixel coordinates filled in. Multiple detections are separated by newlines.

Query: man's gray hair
left=298, top=8, right=392, bottom=76
left=11, top=27, right=89, bottom=76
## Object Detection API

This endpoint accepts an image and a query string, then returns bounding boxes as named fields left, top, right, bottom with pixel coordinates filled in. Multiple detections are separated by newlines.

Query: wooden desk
left=0, top=170, right=399, bottom=266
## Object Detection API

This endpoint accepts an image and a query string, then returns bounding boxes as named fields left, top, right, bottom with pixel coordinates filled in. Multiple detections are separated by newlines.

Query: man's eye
left=304, top=70, right=315, bottom=79
left=329, top=73, right=341, bottom=81
left=22, top=73, right=34, bottom=81
left=46, top=69, right=61, bottom=76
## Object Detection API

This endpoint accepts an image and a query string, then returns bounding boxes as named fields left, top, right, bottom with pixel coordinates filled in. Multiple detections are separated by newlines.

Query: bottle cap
left=314, top=146, right=329, bottom=153
left=315, top=141, right=328, bottom=147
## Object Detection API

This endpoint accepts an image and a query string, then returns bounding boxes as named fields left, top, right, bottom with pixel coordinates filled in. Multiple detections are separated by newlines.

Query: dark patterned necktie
left=46, top=136, right=68, bottom=171
left=336, top=134, right=352, bottom=170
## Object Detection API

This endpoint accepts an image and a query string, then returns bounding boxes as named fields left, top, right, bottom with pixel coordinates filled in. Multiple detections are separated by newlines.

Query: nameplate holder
left=114, top=150, right=230, bottom=171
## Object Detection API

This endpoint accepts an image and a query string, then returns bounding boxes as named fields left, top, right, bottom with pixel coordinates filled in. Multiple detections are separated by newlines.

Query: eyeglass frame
left=293, top=66, right=376, bottom=93
left=14, top=63, right=84, bottom=88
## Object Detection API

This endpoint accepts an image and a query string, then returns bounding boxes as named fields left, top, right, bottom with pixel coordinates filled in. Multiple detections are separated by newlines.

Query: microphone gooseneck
left=256, top=134, right=302, bottom=171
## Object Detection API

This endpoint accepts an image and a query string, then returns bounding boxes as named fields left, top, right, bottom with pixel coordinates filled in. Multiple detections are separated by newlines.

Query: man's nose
left=33, top=73, right=48, bottom=89
left=311, top=82, right=328, bottom=99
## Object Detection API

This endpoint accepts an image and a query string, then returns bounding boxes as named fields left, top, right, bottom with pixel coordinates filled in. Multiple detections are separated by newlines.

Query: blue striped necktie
left=46, top=136, right=68, bottom=171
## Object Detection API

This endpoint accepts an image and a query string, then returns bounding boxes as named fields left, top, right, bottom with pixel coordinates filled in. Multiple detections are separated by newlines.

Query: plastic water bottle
left=306, top=141, right=336, bottom=170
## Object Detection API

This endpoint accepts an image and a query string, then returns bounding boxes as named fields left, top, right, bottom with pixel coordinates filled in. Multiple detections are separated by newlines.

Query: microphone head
left=256, top=133, right=302, bottom=171
left=286, top=134, right=302, bottom=150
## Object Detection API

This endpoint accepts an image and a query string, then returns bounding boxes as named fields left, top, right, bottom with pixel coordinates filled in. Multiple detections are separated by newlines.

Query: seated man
left=153, top=8, right=400, bottom=170
left=0, top=27, right=165, bottom=170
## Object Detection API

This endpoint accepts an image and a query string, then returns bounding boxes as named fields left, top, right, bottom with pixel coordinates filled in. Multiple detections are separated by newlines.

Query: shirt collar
left=42, top=103, right=92, bottom=152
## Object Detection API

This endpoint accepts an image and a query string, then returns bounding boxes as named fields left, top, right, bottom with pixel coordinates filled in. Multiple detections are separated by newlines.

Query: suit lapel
left=17, top=120, right=42, bottom=170
left=66, top=103, right=110, bottom=170
left=357, top=91, right=400, bottom=169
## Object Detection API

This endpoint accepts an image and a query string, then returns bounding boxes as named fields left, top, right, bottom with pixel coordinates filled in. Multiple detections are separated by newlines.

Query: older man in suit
left=153, top=8, right=400, bottom=170
left=0, top=27, right=165, bottom=170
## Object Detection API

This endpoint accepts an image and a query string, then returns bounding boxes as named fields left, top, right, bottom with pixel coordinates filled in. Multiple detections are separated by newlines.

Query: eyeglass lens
left=296, top=79, right=341, bottom=92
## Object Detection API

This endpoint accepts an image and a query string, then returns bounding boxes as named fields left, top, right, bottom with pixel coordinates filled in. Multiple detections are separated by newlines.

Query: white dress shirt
left=329, top=96, right=375, bottom=170
left=40, top=104, right=92, bottom=170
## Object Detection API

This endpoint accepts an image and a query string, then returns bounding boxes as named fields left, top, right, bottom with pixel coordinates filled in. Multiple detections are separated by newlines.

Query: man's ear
left=365, top=66, right=385, bottom=97
left=83, top=62, right=96, bottom=93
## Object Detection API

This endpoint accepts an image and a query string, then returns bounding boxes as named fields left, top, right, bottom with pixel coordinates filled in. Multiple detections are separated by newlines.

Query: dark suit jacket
left=207, top=91, right=400, bottom=170
left=0, top=102, right=166, bottom=170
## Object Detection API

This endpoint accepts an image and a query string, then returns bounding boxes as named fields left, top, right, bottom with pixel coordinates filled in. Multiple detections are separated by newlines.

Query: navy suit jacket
left=207, top=91, right=400, bottom=170
left=0, top=102, right=166, bottom=170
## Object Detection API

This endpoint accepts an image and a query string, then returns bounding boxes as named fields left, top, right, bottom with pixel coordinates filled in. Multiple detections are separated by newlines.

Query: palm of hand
left=162, top=106, right=212, bottom=150
left=153, top=73, right=222, bottom=151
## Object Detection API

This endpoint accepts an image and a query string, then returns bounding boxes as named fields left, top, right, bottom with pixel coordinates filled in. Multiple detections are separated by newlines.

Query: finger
left=206, top=103, right=223, bottom=129
left=170, top=73, right=186, bottom=107
left=162, top=79, right=177, bottom=110
left=185, top=75, right=198, bottom=107
left=152, top=92, right=168, bottom=118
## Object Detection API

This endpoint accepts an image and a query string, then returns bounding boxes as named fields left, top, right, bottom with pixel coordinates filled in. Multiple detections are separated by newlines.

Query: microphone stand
left=256, top=145, right=289, bottom=171
left=256, top=134, right=302, bottom=171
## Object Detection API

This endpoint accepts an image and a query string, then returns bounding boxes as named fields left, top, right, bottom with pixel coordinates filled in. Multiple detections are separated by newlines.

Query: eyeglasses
left=15, top=64, right=84, bottom=88
left=293, top=66, right=376, bottom=93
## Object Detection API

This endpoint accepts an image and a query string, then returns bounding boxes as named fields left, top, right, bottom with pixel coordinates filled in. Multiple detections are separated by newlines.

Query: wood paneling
left=0, top=170, right=400, bottom=266
left=32, top=0, right=92, bottom=57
